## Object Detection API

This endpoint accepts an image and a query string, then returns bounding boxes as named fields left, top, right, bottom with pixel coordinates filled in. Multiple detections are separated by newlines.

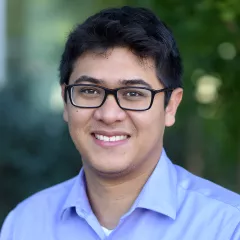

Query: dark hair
left=59, top=6, right=183, bottom=104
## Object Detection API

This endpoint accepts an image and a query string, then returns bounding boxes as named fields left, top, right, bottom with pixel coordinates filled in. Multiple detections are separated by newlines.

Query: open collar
left=60, top=149, right=177, bottom=221
left=133, top=149, right=177, bottom=219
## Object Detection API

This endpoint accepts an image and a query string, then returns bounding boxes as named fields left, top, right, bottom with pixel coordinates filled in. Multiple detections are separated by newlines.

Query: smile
left=94, top=134, right=128, bottom=142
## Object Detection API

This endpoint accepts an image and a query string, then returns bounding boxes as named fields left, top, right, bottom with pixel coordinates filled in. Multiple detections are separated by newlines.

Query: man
left=1, top=6, right=240, bottom=240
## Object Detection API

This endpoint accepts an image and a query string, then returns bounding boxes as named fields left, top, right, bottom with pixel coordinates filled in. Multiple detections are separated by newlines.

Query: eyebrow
left=120, top=79, right=152, bottom=89
left=73, top=76, right=104, bottom=85
left=73, top=75, right=152, bottom=88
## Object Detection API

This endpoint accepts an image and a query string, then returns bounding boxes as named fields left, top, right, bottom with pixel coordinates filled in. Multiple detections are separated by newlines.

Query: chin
left=89, top=162, right=134, bottom=178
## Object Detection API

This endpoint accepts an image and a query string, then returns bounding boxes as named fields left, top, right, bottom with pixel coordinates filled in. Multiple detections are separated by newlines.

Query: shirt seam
left=230, top=220, right=240, bottom=239
left=29, top=177, right=76, bottom=199
left=178, top=183, right=240, bottom=212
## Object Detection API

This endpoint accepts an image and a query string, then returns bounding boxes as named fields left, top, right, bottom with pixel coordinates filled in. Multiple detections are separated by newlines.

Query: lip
left=91, top=130, right=131, bottom=137
left=91, top=130, right=131, bottom=148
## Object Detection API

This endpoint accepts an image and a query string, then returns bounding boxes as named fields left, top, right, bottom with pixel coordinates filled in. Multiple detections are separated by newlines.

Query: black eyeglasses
left=65, top=84, right=173, bottom=111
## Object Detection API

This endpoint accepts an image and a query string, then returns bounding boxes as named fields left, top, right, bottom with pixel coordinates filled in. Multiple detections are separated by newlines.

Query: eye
left=78, top=87, right=102, bottom=96
left=78, top=87, right=101, bottom=95
left=119, top=88, right=150, bottom=101
left=73, top=86, right=103, bottom=99
left=126, top=91, right=141, bottom=97
left=123, top=90, right=146, bottom=98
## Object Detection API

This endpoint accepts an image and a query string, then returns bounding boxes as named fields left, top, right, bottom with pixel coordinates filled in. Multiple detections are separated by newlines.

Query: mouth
left=91, top=132, right=130, bottom=147
left=94, top=134, right=128, bottom=142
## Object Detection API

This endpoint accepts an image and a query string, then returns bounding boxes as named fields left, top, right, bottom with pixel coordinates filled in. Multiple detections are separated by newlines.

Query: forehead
left=69, top=47, right=162, bottom=88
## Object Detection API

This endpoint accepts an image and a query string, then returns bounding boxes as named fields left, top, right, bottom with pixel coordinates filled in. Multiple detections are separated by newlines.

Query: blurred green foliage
left=1, top=0, right=240, bottom=224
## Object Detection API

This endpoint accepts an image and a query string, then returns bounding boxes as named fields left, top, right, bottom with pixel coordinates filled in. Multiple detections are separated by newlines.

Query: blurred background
left=1, top=0, right=240, bottom=225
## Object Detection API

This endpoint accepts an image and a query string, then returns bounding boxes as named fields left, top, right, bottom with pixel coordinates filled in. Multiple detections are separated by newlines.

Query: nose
left=93, top=95, right=127, bottom=125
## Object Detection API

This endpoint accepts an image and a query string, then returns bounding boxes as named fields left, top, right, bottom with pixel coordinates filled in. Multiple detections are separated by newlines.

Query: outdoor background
left=1, top=0, right=240, bottom=225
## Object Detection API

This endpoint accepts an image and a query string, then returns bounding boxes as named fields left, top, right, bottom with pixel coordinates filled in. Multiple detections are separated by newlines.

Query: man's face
left=62, top=47, right=182, bottom=177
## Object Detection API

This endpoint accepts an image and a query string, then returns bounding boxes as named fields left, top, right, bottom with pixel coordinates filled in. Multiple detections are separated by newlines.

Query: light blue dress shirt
left=1, top=150, right=240, bottom=240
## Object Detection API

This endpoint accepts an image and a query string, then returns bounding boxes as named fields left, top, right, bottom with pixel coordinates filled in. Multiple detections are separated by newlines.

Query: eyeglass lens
left=71, top=85, right=152, bottom=110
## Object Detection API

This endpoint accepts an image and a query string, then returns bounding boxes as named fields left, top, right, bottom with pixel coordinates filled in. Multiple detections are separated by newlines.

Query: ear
left=61, top=84, right=69, bottom=122
left=165, top=88, right=183, bottom=127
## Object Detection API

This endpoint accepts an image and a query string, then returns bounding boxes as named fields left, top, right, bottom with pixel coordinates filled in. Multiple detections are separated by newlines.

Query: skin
left=61, top=47, right=183, bottom=229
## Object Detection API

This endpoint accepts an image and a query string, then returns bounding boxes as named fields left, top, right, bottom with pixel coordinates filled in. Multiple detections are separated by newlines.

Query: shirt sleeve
left=0, top=210, right=15, bottom=240
left=231, top=221, right=240, bottom=240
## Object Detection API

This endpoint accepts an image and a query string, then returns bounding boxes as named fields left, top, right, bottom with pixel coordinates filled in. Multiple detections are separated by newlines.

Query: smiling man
left=1, top=6, right=240, bottom=240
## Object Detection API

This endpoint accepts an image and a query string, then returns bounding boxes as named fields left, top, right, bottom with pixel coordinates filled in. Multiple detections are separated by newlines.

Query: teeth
left=103, top=136, right=108, bottom=141
left=110, top=136, right=116, bottom=142
left=94, top=134, right=128, bottom=142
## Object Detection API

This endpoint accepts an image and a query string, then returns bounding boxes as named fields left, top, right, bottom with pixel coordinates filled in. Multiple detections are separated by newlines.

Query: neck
left=83, top=155, right=160, bottom=229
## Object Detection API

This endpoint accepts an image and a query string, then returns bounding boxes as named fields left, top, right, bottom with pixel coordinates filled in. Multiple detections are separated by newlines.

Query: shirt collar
left=60, top=149, right=177, bottom=220
left=60, top=169, right=92, bottom=219
left=133, top=149, right=177, bottom=220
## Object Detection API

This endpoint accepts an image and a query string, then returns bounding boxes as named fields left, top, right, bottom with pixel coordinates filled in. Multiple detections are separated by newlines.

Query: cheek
left=130, top=108, right=165, bottom=137
left=67, top=107, right=93, bottom=133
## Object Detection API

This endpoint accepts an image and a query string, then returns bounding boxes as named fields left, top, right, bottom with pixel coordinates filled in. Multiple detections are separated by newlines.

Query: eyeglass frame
left=64, top=83, right=174, bottom=111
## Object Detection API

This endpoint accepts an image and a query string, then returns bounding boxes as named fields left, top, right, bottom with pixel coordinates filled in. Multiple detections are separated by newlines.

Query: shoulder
left=173, top=164, right=240, bottom=239
left=8, top=177, right=76, bottom=223
left=0, top=177, right=77, bottom=239
left=19, top=177, right=76, bottom=208
left=175, top=164, right=240, bottom=212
